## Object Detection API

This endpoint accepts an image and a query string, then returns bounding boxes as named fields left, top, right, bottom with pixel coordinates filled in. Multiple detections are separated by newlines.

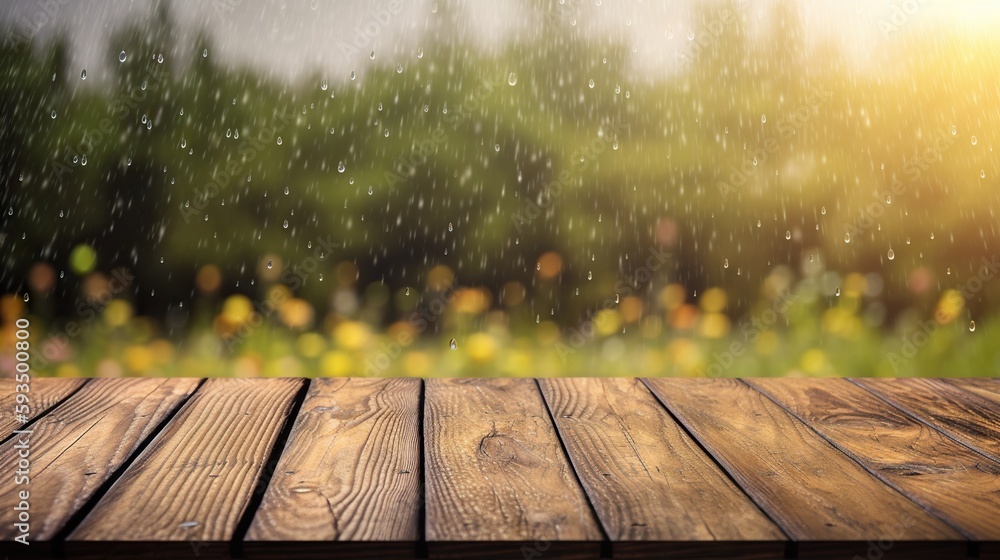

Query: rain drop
left=276, top=137, right=282, bottom=145
left=284, top=186, right=289, bottom=195
left=338, top=161, right=346, bottom=173
left=588, top=79, right=595, bottom=89
left=396, top=64, right=403, bottom=73
left=368, top=185, right=373, bottom=195
left=350, top=70, right=356, bottom=80
left=885, top=195, right=891, bottom=205
left=981, top=170, right=986, bottom=179
left=951, top=125, right=957, bottom=135
left=821, top=206, right=826, bottom=215
left=761, top=114, right=766, bottom=124
left=23, top=293, right=29, bottom=302
left=723, top=258, right=729, bottom=269
left=417, top=47, right=423, bottom=58
left=119, top=50, right=127, bottom=62
left=448, top=222, right=453, bottom=232
left=202, top=48, right=208, bottom=58
left=887, top=249, right=895, bottom=260
left=449, top=338, right=457, bottom=350
left=320, top=78, right=328, bottom=91
left=835, top=288, right=841, bottom=297
left=507, top=72, right=517, bottom=86
left=282, top=220, right=288, bottom=229
left=844, top=232, right=851, bottom=244
left=157, top=53, right=163, bottom=64
left=369, top=50, right=375, bottom=60
left=80, top=69, right=87, bottom=80
left=50, top=110, right=56, bottom=119
left=267, top=260, right=273, bottom=269
left=969, top=320, right=976, bottom=332
left=972, top=135, right=978, bottom=146
left=785, top=230, right=792, bottom=240
left=756, top=219, right=761, bottom=227
left=494, top=143, right=500, bottom=152
left=587, top=271, right=593, bottom=280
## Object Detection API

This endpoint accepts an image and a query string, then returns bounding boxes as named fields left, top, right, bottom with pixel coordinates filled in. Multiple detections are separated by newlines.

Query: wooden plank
left=244, top=378, right=421, bottom=559
left=0, top=378, right=197, bottom=554
left=749, top=377, right=1000, bottom=546
left=539, top=377, right=785, bottom=559
left=643, top=378, right=963, bottom=559
left=424, top=378, right=603, bottom=559
left=0, top=378, right=86, bottom=437
left=854, top=378, right=1000, bottom=463
left=944, top=378, right=1000, bottom=405
left=66, top=378, right=303, bottom=557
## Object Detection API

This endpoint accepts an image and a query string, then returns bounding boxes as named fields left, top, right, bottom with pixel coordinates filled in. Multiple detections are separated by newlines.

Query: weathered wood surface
left=643, top=378, right=964, bottom=559
left=1, top=376, right=996, bottom=559
left=0, top=377, right=86, bottom=438
left=0, top=378, right=198, bottom=548
left=424, top=377, right=603, bottom=558
left=67, top=378, right=303, bottom=549
left=749, top=377, right=1000, bottom=542
left=539, top=377, right=785, bottom=558
left=854, top=377, right=1000, bottom=463
left=245, top=378, right=421, bottom=557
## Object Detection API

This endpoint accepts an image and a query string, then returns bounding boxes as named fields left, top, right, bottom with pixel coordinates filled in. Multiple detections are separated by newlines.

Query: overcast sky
left=3, top=0, right=999, bottom=86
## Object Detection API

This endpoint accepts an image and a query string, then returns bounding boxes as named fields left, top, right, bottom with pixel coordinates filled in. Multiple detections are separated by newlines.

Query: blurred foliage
left=1, top=1, right=999, bottom=376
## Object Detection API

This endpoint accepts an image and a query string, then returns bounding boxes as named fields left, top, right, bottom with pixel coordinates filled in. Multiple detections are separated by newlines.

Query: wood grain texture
left=0, top=378, right=198, bottom=541
left=67, top=378, right=302, bottom=545
left=944, top=378, right=1000, bottom=405
left=0, top=377, right=86, bottom=437
left=749, top=377, right=1000, bottom=542
left=245, top=378, right=421, bottom=554
left=424, top=378, right=602, bottom=558
left=854, top=377, right=1000, bottom=463
left=642, top=378, right=961, bottom=550
left=539, top=377, right=785, bottom=557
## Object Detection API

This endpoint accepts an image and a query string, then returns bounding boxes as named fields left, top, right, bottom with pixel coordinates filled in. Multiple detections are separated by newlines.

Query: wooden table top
left=1, top=377, right=998, bottom=559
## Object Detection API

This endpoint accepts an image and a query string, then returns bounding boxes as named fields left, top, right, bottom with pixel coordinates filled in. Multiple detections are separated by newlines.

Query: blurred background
left=1, top=0, right=999, bottom=378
